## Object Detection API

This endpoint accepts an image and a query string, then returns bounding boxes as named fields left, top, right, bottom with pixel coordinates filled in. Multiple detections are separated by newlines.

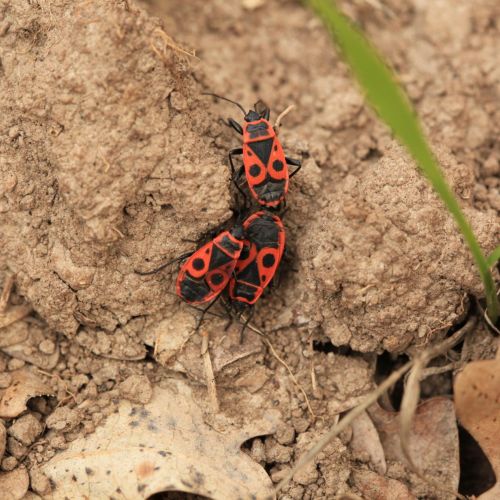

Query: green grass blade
left=486, top=247, right=500, bottom=269
left=309, top=0, right=499, bottom=323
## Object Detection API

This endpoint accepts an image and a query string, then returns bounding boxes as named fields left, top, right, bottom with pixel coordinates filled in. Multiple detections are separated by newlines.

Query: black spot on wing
left=211, top=272, right=224, bottom=285
left=192, top=258, right=204, bottom=270
left=262, top=254, right=275, bottom=268
left=273, top=159, right=284, bottom=171
left=249, top=164, right=261, bottom=177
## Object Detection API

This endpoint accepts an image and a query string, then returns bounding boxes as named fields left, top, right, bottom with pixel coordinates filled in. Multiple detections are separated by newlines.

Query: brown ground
left=0, top=0, right=498, bottom=499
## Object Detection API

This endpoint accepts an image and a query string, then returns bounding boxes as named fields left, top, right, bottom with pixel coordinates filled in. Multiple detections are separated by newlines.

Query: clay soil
left=0, top=0, right=499, bottom=499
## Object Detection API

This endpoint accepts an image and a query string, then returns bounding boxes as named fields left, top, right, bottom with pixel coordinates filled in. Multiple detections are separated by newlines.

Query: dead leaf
left=351, top=469, right=416, bottom=500
left=43, top=379, right=279, bottom=499
left=350, top=411, right=386, bottom=474
left=0, top=370, right=53, bottom=418
left=454, top=357, right=500, bottom=500
left=0, top=466, right=29, bottom=500
left=368, top=398, right=460, bottom=497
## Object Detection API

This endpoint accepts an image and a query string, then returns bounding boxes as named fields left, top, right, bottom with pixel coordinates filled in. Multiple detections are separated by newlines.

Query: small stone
left=29, top=468, right=51, bottom=495
left=119, top=374, right=152, bottom=404
left=292, top=417, right=310, bottom=434
left=0, top=372, right=12, bottom=389
left=270, top=466, right=292, bottom=483
left=49, top=435, right=67, bottom=450
left=249, top=438, right=265, bottom=463
left=38, top=339, right=56, bottom=355
left=276, top=423, right=295, bottom=445
left=292, top=461, right=319, bottom=485
left=0, top=466, right=29, bottom=498
left=8, top=126, right=19, bottom=139
left=7, top=437, right=27, bottom=458
left=46, top=407, right=81, bottom=432
left=265, top=438, right=293, bottom=463
left=7, top=358, right=25, bottom=370
left=92, top=364, right=119, bottom=385
left=1, top=456, right=17, bottom=471
left=8, top=413, right=43, bottom=445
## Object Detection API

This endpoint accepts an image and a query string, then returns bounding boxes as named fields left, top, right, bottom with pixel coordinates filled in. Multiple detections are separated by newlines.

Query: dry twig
left=274, top=105, right=294, bottom=135
left=150, top=28, right=198, bottom=62
left=201, top=330, right=219, bottom=413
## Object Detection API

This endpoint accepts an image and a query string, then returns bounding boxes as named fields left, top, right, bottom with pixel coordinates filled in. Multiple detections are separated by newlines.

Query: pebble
left=38, top=339, right=56, bottom=355
left=46, top=407, right=81, bottom=432
left=29, top=468, right=51, bottom=495
left=292, top=417, right=310, bottom=434
left=265, top=438, right=293, bottom=463
left=49, top=435, right=67, bottom=450
left=7, top=358, right=25, bottom=370
left=1, top=456, right=17, bottom=471
left=8, top=414, right=43, bottom=446
left=7, top=437, right=27, bottom=458
left=276, top=423, right=295, bottom=445
left=249, top=438, right=265, bottom=463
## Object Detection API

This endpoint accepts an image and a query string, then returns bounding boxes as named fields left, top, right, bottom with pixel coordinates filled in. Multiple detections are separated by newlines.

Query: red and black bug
left=136, top=212, right=285, bottom=335
left=204, top=93, right=302, bottom=208
left=176, top=225, right=245, bottom=305
left=229, top=210, right=285, bottom=306
left=136, top=224, right=245, bottom=329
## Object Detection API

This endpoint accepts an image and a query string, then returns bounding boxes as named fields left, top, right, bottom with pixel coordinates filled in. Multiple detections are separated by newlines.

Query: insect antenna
left=202, top=92, right=246, bottom=116
left=134, top=251, right=193, bottom=275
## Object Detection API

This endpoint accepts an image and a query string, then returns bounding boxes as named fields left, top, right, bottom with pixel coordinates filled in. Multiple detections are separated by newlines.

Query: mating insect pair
left=137, top=95, right=298, bottom=334
left=138, top=211, right=285, bottom=333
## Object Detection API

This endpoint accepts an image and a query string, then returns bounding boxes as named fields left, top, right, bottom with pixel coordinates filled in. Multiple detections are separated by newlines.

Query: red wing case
left=176, top=230, right=244, bottom=305
left=229, top=211, right=285, bottom=305
left=242, top=119, right=288, bottom=207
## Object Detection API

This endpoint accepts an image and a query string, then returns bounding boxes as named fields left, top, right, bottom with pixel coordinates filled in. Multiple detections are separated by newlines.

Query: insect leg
left=239, top=307, right=255, bottom=344
left=188, top=304, right=225, bottom=320
left=134, top=251, right=193, bottom=275
left=219, top=298, right=234, bottom=331
left=220, top=117, right=243, bottom=135
left=194, top=297, right=219, bottom=333
left=286, top=156, right=302, bottom=178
